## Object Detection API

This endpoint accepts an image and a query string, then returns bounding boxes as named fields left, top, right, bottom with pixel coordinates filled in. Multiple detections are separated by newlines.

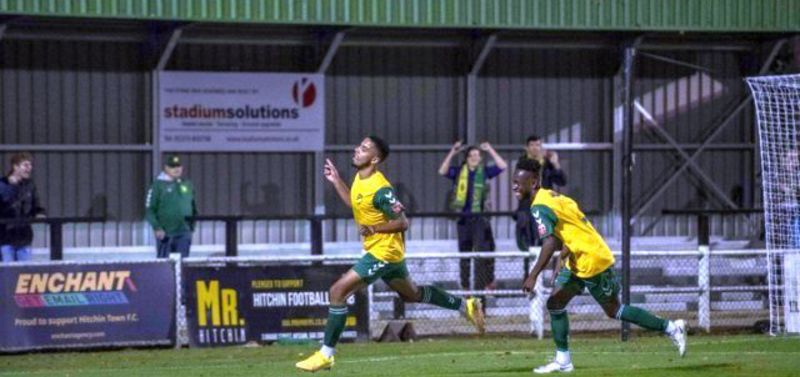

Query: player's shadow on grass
left=452, top=366, right=535, bottom=374
left=452, top=362, right=737, bottom=375
left=644, top=362, right=737, bottom=372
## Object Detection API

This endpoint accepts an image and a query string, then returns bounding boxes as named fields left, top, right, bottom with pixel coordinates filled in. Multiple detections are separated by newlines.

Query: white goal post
left=746, top=73, right=800, bottom=335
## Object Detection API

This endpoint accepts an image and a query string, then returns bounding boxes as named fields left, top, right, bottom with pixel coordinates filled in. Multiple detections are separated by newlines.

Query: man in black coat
left=516, top=135, right=567, bottom=252
left=0, top=152, right=45, bottom=262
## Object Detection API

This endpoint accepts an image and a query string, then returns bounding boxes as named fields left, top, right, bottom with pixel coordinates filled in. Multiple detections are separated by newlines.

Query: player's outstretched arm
left=523, top=235, right=561, bottom=293
left=324, top=158, right=351, bottom=207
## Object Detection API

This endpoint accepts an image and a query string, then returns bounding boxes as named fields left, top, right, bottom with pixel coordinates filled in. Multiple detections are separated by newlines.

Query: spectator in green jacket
left=146, top=155, right=197, bottom=258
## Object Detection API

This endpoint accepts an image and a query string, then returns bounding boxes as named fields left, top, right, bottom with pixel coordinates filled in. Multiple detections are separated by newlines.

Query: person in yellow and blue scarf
left=438, top=140, right=508, bottom=294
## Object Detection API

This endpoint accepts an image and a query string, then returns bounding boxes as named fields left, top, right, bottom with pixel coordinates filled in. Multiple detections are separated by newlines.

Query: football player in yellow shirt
left=513, top=158, right=686, bottom=374
left=296, top=136, right=485, bottom=372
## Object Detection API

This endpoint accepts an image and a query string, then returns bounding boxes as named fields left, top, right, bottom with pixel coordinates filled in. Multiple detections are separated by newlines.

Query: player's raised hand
left=323, top=158, right=341, bottom=183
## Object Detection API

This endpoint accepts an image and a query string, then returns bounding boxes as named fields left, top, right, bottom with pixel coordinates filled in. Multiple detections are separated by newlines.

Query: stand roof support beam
left=632, top=38, right=789, bottom=221
left=317, top=30, right=346, bottom=74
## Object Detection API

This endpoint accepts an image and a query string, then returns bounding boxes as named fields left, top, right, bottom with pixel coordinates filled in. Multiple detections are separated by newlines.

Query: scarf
left=451, top=164, right=485, bottom=212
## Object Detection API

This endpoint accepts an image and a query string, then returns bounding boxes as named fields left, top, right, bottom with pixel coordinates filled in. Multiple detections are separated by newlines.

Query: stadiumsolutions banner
left=0, top=261, right=176, bottom=352
left=183, top=264, right=368, bottom=347
left=159, top=71, right=324, bottom=152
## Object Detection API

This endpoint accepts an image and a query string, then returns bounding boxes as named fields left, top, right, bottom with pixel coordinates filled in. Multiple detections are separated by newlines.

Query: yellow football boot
left=465, top=297, right=486, bottom=334
left=296, top=351, right=334, bottom=372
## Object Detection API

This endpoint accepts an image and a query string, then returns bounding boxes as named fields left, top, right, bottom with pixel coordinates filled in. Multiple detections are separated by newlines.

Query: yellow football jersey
left=531, top=189, right=614, bottom=278
left=350, top=170, right=405, bottom=263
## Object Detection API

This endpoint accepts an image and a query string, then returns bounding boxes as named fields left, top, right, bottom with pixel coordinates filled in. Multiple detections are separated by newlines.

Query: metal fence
left=20, top=210, right=766, bottom=262
left=177, top=248, right=769, bottom=343
left=0, top=248, right=768, bottom=349
left=8, top=214, right=769, bottom=339
left=25, top=212, right=764, bottom=250
left=364, top=249, right=768, bottom=337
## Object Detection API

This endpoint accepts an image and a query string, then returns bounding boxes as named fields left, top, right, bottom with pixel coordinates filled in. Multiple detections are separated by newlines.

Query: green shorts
left=352, top=252, right=409, bottom=285
left=554, top=267, right=620, bottom=304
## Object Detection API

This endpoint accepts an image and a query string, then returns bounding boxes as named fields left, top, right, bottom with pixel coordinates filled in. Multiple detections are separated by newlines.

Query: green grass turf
left=1, top=334, right=798, bottom=377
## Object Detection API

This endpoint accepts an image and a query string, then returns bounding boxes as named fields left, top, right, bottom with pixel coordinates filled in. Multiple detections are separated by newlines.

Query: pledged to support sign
left=0, top=261, right=176, bottom=352
left=184, top=264, right=368, bottom=347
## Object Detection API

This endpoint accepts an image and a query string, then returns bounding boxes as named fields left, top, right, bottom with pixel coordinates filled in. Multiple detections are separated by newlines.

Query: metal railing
left=19, top=210, right=770, bottom=254
left=192, top=211, right=522, bottom=257
left=6, top=209, right=758, bottom=261
left=661, top=208, right=764, bottom=241
left=0, top=217, right=105, bottom=260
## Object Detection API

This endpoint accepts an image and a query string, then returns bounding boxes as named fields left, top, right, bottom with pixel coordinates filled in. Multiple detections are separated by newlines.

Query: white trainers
left=533, top=360, right=574, bottom=374
left=668, top=319, right=687, bottom=357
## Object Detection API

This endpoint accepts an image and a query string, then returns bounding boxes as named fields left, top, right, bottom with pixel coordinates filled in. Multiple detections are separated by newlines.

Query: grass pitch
left=1, top=334, right=798, bottom=377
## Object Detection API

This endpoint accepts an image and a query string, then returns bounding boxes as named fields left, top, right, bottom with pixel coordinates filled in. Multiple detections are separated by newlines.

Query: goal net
left=747, top=74, right=800, bottom=335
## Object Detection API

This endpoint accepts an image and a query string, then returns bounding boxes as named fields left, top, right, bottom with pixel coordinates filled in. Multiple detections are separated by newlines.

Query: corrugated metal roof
left=1, top=0, right=799, bottom=32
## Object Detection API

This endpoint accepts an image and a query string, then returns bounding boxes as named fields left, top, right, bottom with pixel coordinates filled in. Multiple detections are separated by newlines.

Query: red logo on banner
left=292, top=78, right=317, bottom=108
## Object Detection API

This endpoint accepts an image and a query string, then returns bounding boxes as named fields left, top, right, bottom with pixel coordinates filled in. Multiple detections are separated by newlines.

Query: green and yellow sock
left=419, top=285, right=462, bottom=311
left=549, top=309, right=569, bottom=351
left=617, top=305, right=668, bottom=332
left=323, top=305, right=348, bottom=348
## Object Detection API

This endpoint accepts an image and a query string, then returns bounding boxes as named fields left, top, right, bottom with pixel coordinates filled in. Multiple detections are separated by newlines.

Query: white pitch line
left=1, top=337, right=797, bottom=376
left=342, top=348, right=800, bottom=364
left=342, top=350, right=549, bottom=363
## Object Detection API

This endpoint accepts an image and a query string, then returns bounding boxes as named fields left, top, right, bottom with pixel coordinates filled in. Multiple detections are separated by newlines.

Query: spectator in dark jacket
left=520, top=135, right=566, bottom=190
left=516, top=135, right=567, bottom=251
left=0, top=152, right=46, bottom=263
